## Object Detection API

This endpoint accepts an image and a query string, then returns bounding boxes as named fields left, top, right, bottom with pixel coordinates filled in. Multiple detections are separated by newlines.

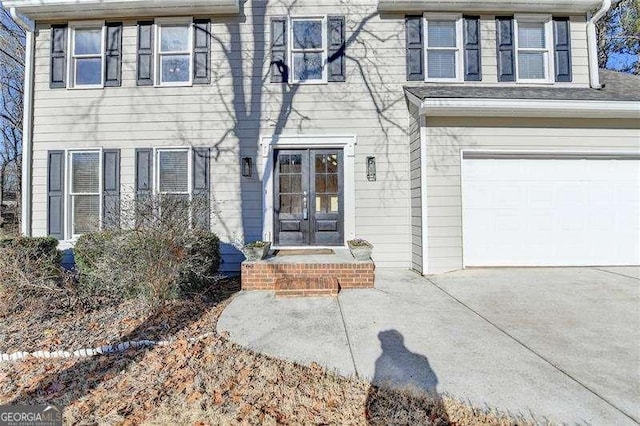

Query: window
left=424, top=15, right=462, bottom=81
left=515, top=15, right=553, bottom=82
left=156, top=149, right=191, bottom=222
left=70, top=23, right=105, bottom=88
left=157, top=19, right=193, bottom=85
left=69, top=151, right=101, bottom=236
left=290, top=17, right=327, bottom=83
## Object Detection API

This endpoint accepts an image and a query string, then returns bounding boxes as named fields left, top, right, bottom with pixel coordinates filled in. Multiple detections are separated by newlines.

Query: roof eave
left=406, top=95, right=640, bottom=119
left=3, top=0, right=241, bottom=20
left=378, top=0, right=601, bottom=14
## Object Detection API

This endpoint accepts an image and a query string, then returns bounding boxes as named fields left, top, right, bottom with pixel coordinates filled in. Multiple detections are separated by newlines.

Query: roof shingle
left=405, top=69, right=640, bottom=102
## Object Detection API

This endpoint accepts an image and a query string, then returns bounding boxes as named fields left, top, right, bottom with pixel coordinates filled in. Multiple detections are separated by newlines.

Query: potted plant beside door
left=243, top=240, right=272, bottom=261
left=347, top=239, right=373, bottom=261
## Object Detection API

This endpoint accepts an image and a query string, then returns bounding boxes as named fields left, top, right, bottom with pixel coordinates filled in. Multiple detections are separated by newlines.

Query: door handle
left=303, top=191, right=308, bottom=220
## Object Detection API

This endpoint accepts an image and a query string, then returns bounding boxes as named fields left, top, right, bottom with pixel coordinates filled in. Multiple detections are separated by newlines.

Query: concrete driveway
left=217, top=267, right=640, bottom=424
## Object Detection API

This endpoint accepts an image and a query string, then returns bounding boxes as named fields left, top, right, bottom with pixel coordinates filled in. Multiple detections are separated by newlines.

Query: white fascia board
left=378, top=0, right=601, bottom=13
left=416, top=98, right=640, bottom=119
left=3, top=0, right=240, bottom=20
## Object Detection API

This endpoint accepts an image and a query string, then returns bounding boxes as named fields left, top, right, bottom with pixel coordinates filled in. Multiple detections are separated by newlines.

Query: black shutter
left=50, top=25, right=67, bottom=89
left=554, top=17, right=572, bottom=82
left=47, top=151, right=65, bottom=239
left=105, top=23, right=123, bottom=87
left=135, top=149, right=152, bottom=225
left=327, top=15, right=346, bottom=82
left=193, top=19, right=211, bottom=85
left=270, top=17, right=288, bottom=83
left=102, top=150, right=121, bottom=229
left=405, top=16, right=424, bottom=81
left=496, top=17, right=515, bottom=82
left=137, top=21, right=154, bottom=86
left=463, top=16, right=481, bottom=81
left=192, top=148, right=210, bottom=230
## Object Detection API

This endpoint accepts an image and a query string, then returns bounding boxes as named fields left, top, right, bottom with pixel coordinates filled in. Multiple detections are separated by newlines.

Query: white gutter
left=587, top=0, right=612, bottom=88
left=378, top=0, right=603, bottom=13
left=407, top=95, right=640, bottom=119
left=10, top=7, right=34, bottom=237
left=3, top=0, right=241, bottom=20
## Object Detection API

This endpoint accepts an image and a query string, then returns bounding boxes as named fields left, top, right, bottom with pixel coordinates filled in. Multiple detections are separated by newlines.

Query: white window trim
left=155, top=17, right=194, bottom=87
left=154, top=147, right=194, bottom=224
left=514, top=14, right=555, bottom=84
left=288, top=15, right=328, bottom=85
left=68, top=20, right=106, bottom=89
left=423, top=13, right=463, bottom=83
left=66, top=149, right=103, bottom=240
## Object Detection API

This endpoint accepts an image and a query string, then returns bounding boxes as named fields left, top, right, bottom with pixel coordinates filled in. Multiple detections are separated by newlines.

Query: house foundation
left=241, top=248, right=375, bottom=295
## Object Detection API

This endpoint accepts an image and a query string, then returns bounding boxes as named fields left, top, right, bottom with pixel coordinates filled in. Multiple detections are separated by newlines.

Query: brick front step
left=275, top=276, right=340, bottom=297
left=241, top=261, right=375, bottom=292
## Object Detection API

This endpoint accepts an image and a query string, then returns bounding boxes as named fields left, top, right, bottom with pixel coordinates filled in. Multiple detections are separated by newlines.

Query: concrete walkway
left=217, top=267, right=640, bottom=425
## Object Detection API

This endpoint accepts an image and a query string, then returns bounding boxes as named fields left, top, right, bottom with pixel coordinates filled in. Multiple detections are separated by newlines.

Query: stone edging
left=0, top=332, right=214, bottom=363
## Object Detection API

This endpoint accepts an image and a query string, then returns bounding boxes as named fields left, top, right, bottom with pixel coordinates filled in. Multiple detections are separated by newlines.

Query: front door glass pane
left=279, top=154, right=303, bottom=215
left=315, top=153, right=339, bottom=213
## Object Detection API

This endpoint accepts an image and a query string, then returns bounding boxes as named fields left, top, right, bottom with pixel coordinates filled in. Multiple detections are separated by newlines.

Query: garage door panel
left=462, top=157, right=640, bottom=267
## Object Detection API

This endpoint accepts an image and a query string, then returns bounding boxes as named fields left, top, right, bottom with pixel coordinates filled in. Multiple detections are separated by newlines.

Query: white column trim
left=419, top=117, right=429, bottom=275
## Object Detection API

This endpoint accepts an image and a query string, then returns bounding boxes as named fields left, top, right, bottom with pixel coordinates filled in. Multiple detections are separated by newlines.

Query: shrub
left=74, top=229, right=221, bottom=304
left=0, top=236, right=61, bottom=264
left=0, top=236, right=66, bottom=314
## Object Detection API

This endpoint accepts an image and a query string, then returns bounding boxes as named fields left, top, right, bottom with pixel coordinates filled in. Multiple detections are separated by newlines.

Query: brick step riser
left=242, top=262, right=375, bottom=291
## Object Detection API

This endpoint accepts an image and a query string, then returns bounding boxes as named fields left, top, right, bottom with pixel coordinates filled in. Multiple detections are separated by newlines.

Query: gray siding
left=408, top=103, right=422, bottom=273
left=30, top=2, right=413, bottom=272
left=29, top=1, right=597, bottom=273
left=424, top=117, right=640, bottom=274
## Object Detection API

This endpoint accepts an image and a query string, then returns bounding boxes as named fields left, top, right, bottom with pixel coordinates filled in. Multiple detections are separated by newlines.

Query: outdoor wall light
left=242, top=157, right=253, bottom=178
left=366, top=156, right=376, bottom=181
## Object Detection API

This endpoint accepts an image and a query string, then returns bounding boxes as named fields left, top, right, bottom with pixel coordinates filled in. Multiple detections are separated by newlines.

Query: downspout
left=9, top=8, right=34, bottom=236
left=586, top=0, right=612, bottom=88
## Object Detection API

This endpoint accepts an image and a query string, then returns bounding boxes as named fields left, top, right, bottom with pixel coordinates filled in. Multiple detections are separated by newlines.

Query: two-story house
left=5, top=0, right=639, bottom=275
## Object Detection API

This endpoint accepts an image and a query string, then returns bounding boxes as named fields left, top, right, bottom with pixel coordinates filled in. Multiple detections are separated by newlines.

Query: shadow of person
left=366, top=329, right=449, bottom=425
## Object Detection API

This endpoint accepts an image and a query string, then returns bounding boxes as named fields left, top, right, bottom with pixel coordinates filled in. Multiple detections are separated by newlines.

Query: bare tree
left=0, top=8, right=25, bottom=230
left=597, top=0, right=640, bottom=74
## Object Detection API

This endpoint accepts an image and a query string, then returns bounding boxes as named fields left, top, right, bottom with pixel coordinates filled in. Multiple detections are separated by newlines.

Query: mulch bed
left=0, top=278, right=240, bottom=354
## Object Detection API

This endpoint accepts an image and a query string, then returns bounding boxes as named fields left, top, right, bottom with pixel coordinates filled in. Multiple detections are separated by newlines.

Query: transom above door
left=274, top=149, right=344, bottom=246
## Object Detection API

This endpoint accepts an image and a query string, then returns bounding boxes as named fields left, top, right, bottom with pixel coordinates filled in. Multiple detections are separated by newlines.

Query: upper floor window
left=424, top=14, right=463, bottom=82
left=70, top=23, right=105, bottom=88
left=290, top=17, right=327, bottom=84
left=157, top=19, right=193, bottom=86
left=270, top=15, right=346, bottom=84
left=515, top=15, right=554, bottom=83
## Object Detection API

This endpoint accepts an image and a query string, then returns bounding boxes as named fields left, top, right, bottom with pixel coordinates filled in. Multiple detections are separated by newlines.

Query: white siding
left=424, top=117, right=640, bottom=274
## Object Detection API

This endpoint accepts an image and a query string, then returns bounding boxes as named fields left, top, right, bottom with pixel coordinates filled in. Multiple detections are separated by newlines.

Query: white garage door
left=462, top=153, right=640, bottom=267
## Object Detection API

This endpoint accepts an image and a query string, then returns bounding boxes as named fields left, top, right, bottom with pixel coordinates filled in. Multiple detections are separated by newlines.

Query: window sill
left=515, top=80, right=554, bottom=85
left=425, top=78, right=463, bottom=83
left=67, top=85, right=105, bottom=90
left=289, top=80, right=329, bottom=86
left=155, top=82, right=193, bottom=88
